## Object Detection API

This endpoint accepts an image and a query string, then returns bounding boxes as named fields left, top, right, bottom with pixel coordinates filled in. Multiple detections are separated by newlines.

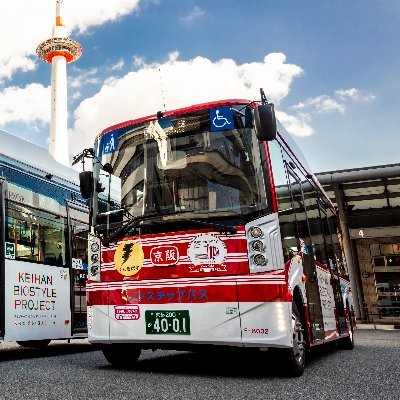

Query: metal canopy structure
left=316, top=163, right=400, bottom=324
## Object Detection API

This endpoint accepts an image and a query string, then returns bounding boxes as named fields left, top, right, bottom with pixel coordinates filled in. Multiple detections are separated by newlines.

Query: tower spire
left=55, top=0, right=64, bottom=27
left=36, top=0, right=82, bottom=167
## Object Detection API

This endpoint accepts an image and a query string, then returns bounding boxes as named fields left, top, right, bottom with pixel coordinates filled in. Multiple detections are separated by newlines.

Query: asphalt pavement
left=0, top=329, right=399, bottom=400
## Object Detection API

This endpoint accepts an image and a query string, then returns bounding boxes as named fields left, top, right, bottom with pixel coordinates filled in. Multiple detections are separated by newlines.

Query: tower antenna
left=158, top=67, right=167, bottom=112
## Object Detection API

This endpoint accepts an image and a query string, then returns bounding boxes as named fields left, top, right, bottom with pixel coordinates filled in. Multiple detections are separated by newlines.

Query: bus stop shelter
left=316, top=163, right=400, bottom=325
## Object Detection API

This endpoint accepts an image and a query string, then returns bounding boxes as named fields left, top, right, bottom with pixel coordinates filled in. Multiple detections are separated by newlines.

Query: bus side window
left=326, top=207, right=348, bottom=274
left=6, top=201, right=66, bottom=266
left=267, top=141, right=298, bottom=263
left=6, top=204, right=39, bottom=261
left=302, top=186, right=329, bottom=267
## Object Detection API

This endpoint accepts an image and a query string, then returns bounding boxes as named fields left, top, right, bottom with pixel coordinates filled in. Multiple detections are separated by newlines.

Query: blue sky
left=0, top=0, right=399, bottom=172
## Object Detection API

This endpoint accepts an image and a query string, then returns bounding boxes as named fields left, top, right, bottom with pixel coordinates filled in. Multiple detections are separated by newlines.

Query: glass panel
left=268, top=141, right=298, bottom=263
left=93, top=105, right=272, bottom=234
left=6, top=201, right=66, bottom=266
left=375, top=272, right=400, bottom=316
left=70, top=218, right=88, bottom=331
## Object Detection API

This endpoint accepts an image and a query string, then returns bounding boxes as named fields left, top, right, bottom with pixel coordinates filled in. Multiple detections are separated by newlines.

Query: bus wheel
left=283, top=302, right=306, bottom=377
left=16, top=340, right=51, bottom=348
left=101, top=344, right=141, bottom=368
left=338, top=308, right=355, bottom=350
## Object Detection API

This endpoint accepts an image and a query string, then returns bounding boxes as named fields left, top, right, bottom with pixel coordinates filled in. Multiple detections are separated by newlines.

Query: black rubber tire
left=282, top=302, right=306, bottom=377
left=337, top=308, right=355, bottom=350
left=101, top=344, right=141, bottom=368
left=16, top=339, right=51, bottom=348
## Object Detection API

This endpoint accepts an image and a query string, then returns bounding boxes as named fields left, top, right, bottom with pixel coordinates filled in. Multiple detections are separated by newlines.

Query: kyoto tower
left=36, top=0, right=82, bottom=166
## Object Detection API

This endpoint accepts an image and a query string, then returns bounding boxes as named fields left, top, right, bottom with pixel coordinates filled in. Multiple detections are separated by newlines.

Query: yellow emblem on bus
left=114, top=241, right=144, bottom=276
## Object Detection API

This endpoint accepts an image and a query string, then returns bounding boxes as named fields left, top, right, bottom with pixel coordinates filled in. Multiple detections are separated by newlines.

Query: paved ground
left=0, top=329, right=399, bottom=400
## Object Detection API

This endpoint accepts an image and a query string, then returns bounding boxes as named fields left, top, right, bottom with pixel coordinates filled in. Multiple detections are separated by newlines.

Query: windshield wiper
left=161, top=218, right=237, bottom=235
left=102, top=210, right=194, bottom=246
left=102, top=210, right=238, bottom=246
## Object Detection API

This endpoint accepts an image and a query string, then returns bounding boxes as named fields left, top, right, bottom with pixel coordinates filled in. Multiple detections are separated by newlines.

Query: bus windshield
left=94, top=105, right=271, bottom=235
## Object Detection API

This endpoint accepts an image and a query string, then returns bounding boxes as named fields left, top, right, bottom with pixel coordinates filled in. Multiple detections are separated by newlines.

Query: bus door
left=287, top=166, right=325, bottom=342
left=323, top=208, right=347, bottom=334
left=0, top=179, right=6, bottom=338
left=66, top=200, right=89, bottom=335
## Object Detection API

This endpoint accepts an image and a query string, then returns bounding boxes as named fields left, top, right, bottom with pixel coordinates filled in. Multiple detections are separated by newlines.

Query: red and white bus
left=79, top=95, right=355, bottom=376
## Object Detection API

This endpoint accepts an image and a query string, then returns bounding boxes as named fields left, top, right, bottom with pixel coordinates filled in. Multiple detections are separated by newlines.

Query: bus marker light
left=251, top=240, right=265, bottom=252
left=249, top=226, right=263, bottom=238
left=253, top=254, right=267, bottom=266
left=301, top=275, right=307, bottom=283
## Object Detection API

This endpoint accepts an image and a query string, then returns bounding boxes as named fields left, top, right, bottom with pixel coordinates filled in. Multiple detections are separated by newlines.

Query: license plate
left=145, top=310, right=190, bottom=335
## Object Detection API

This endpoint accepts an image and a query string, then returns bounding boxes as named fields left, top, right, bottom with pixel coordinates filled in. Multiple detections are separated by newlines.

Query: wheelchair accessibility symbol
left=210, top=107, right=234, bottom=132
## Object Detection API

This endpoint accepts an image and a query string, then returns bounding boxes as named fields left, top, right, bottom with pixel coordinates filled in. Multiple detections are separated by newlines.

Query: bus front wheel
left=101, top=344, right=141, bottom=368
left=283, top=302, right=306, bottom=377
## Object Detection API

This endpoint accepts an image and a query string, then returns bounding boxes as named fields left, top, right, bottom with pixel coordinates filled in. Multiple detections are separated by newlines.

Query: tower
left=36, top=0, right=82, bottom=166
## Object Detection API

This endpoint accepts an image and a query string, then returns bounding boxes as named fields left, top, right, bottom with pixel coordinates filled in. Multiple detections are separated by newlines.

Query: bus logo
left=187, top=234, right=227, bottom=273
left=114, top=240, right=144, bottom=276
left=150, top=246, right=179, bottom=266
left=114, top=305, right=140, bottom=320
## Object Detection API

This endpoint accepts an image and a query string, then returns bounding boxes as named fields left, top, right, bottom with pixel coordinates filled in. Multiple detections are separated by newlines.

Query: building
left=316, top=163, right=400, bottom=325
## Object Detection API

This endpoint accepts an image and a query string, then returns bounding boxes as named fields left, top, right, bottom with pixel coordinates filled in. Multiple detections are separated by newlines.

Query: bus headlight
left=253, top=254, right=267, bottom=266
left=88, top=234, right=101, bottom=281
left=251, top=240, right=265, bottom=252
left=249, top=226, right=263, bottom=238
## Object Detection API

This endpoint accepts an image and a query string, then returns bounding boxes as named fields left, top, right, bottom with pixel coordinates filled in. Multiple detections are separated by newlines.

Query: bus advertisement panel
left=4, top=261, right=71, bottom=341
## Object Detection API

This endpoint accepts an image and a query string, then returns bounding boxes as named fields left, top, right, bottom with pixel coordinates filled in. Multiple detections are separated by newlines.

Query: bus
left=0, top=129, right=89, bottom=347
left=79, top=95, right=355, bottom=376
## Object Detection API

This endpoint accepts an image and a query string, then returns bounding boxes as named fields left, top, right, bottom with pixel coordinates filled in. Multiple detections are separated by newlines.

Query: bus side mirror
left=254, top=104, right=277, bottom=141
left=79, top=171, right=94, bottom=199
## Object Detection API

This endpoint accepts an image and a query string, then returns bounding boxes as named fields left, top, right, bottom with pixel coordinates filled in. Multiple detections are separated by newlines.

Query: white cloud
left=69, top=52, right=304, bottom=153
left=110, top=59, right=125, bottom=71
left=180, top=6, right=205, bottom=23
left=293, top=95, right=345, bottom=114
left=277, top=111, right=313, bottom=137
left=335, top=88, right=376, bottom=102
left=0, top=83, right=50, bottom=125
left=0, top=56, right=37, bottom=83
left=0, top=0, right=140, bottom=80
left=292, top=88, right=376, bottom=118
left=70, top=68, right=99, bottom=89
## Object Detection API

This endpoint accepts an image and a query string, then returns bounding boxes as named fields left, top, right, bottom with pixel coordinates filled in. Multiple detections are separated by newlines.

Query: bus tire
left=338, top=307, right=355, bottom=350
left=283, top=302, right=306, bottom=377
left=16, top=339, right=51, bottom=348
left=101, top=344, right=141, bottom=368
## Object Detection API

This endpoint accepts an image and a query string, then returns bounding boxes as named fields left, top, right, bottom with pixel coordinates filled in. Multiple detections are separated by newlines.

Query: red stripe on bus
left=87, top=282, right=291, bottom=306
left=100, top=228, right=250, bottom=281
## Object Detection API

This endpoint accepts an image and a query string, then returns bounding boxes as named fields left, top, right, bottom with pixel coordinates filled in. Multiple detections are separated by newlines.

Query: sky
left=0, top=0, right=399, bottom=173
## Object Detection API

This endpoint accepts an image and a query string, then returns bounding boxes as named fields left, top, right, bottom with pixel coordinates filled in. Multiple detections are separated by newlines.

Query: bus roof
left=98, top=99, right=254, bottom=139
left=0, top=129, right=79, bottom=186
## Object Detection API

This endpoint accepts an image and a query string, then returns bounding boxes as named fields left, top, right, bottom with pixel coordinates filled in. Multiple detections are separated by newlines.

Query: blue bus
left=0, top=129, right=88, bottom=347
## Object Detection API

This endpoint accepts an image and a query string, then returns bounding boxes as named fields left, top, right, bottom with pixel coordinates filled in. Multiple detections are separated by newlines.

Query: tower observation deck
left=36, top=0, right=82, bottom=166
